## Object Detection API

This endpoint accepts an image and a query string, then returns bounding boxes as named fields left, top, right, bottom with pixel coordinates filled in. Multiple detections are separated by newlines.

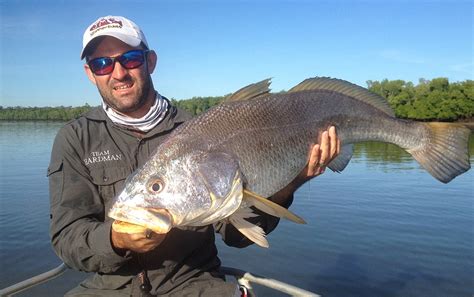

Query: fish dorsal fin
left=288, top=77, right=395, bottom=116
left=226, top=78, right=272, bottom=102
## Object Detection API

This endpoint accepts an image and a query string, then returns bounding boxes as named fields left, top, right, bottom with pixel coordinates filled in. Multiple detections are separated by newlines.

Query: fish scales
left=108, top=77, right=470, bottom=246
left=167, top=90, right=424, bottom=197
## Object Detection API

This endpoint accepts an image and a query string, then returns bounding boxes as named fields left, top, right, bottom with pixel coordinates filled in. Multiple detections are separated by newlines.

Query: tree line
left=1, top=78, right=472, bottom=121
left=0, top=104, right=93, bottom=121
left=367, top=78, right=473, bottom=121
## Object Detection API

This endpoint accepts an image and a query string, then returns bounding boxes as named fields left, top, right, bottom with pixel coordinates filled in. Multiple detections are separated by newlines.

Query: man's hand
left=301, top=125, right=340, bottom=181
left=111, top=227, right=166, bottom=254
left=270, top=126, right=340, bottom=205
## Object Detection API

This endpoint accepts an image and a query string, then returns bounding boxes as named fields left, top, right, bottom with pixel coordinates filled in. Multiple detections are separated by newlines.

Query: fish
left=108, top=77, right=471, bottom=247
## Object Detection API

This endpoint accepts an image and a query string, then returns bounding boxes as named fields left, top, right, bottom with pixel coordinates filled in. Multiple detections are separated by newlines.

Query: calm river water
left=0, top=121, right=472, bottom=297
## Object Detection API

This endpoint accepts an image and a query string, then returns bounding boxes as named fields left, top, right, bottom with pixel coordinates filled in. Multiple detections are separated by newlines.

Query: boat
left=0, top=263, right=320, bottom=296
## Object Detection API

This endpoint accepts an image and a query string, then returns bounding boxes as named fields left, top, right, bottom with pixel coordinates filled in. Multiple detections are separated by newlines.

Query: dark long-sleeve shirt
left=48, top=104, right=286, bottom=295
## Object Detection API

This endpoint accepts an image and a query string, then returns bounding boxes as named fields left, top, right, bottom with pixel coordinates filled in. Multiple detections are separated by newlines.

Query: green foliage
left=367, top=78, right=473, bottom=121
left=170, top=95, right=225, bottom=115
left=0, top=104, right=93, bottom=121
left=1, top=78, right=472, bottom=121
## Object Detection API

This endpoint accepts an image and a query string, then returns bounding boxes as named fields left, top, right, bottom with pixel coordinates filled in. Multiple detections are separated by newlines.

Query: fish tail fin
left=228, top=207, right=269, bottom=248
left=408, top=122, right=471, bottom=183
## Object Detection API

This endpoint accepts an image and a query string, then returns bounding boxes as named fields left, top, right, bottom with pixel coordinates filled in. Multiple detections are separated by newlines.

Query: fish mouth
left=108, top=205, right=173, bottom=234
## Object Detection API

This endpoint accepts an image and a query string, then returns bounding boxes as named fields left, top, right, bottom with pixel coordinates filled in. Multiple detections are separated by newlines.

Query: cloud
left=378, top=49, right=425, bottom=64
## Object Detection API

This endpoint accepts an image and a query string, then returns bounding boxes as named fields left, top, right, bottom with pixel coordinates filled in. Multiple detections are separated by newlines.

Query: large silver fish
left=109, top=77, right=471, bottom=247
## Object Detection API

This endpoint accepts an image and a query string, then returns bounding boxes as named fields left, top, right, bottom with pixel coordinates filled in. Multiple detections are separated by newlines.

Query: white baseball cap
left=80, top=16, right=149, bottom=59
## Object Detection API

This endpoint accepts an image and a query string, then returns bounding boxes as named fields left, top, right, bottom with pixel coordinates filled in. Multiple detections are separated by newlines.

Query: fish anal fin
left=228, top=208, right=269, bottom=248
left=288, top=77, right=395, bottom=116
left=243, top=189, right=306, bottom=224
left=328, top=144, right=354, bottom=173
left=226, top=78, right=272, bottom=102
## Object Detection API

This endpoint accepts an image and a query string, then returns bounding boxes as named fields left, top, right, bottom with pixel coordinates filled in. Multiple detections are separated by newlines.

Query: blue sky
left=1, top=0, right=472, bottom=107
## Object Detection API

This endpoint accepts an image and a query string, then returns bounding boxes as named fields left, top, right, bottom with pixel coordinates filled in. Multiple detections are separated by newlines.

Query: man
left=48, top=15, right=340, bottom=296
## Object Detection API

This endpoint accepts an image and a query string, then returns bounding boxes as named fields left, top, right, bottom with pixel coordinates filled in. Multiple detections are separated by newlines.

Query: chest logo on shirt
left=84, top=150, right=123, bottom=166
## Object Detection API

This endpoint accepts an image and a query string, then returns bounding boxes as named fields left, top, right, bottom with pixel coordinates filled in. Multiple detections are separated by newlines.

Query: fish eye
left=147, top=178, right=164, bottom=193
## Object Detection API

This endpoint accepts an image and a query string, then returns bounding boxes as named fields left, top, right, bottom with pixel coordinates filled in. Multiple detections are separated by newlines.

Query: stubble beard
left=99, top=74, right=153, bottom=115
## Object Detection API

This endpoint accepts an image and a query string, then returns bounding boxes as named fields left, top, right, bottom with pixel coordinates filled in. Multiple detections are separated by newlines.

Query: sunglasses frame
left=87, top=49, right=149, bottom=76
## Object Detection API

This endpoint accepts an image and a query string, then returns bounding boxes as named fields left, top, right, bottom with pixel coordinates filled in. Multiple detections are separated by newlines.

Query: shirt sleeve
left=214, top=194, right=294, bottom=248
left=48, top=126, right=131, bottom=273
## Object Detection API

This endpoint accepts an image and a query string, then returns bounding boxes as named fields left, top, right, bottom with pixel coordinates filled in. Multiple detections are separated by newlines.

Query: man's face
left=84, top=36, right=157, bottom=116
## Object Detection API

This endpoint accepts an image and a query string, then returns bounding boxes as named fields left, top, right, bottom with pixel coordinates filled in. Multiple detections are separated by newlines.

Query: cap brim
left=80, top=33, right=143, bottom=59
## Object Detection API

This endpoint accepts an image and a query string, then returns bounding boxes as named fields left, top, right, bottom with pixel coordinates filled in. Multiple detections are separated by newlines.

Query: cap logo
left=89, top=17, right=123, bottom=36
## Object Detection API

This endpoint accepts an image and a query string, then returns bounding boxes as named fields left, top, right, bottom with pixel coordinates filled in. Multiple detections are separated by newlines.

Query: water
left=0, top=121, right=472, bottom=297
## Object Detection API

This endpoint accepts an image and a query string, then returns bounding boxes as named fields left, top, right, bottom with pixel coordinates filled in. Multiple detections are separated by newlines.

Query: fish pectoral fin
left=327, top=144, right=354, bottom=173
left=228, top=208, right=269, bottom=248
left=243, top=189, right=306, bottom=224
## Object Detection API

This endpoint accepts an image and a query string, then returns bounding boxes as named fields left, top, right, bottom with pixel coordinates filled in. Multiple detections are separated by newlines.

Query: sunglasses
left=87, top=49, right=149, bottom=76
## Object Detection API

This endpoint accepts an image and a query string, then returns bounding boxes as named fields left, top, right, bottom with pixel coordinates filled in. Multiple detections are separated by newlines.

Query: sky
left=0, top=0, right=472, bottom=107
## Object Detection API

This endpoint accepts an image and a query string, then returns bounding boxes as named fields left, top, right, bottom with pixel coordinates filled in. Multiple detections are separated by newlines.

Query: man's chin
left=107, top=98, right=144, bottom=115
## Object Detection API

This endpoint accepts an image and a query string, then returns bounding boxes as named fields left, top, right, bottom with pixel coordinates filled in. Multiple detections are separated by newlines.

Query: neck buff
left=102, top=92, right=169, bottom=132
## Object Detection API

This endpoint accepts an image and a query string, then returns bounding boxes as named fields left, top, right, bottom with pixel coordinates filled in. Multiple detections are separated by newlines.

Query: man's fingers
left=307, top=144, right=321, bottom=176
left=112, top=228, right=166, bottom=253
left=145, top=229, right=153, bottom=239
left=319, top=131, right=329, bottom=166
left=329, top=126, right=337, bottom=159
left=304, top=126, right=340, bottom=179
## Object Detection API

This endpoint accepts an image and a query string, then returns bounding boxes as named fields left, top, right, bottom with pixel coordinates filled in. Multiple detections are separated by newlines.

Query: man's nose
left=111, top=61, right=128, bottom=80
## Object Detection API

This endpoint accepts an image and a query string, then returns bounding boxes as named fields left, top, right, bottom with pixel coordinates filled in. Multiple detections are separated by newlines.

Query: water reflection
left=354, top=142, right=411, bottom=163
left=352, top=136, right=474, bottom=173
left=0, top=122, right=472, bottom=297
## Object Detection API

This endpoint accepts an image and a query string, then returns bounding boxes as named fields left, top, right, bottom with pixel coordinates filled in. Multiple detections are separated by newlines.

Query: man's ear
left=146, top=50, right=158, bottom=74
left=84, top=64, right=97, bottom=85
